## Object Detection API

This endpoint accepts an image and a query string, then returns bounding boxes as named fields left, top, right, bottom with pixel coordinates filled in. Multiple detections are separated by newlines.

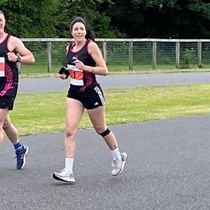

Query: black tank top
left=66, top=39, right=97, bottom=92
left=0, top=34, right=19, bottom=97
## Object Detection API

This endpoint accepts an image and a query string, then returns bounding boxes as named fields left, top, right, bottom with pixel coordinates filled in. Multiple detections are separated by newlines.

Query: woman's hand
left=74, top=59, right=86, bottom=70
left=59, top=73, right=67, bottom=80
left=58, top=66, right=70, bottom=79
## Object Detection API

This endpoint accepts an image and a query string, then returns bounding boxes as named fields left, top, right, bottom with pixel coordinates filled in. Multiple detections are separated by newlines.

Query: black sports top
left=0, top=34, right=19, bottom=97
left=66, top=39, right=97, bottom=92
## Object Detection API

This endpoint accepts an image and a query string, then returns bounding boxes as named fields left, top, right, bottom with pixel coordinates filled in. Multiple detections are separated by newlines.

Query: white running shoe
left=53, top=169, right=75, bottom=184
left=111, top=152, right=128, bottom=176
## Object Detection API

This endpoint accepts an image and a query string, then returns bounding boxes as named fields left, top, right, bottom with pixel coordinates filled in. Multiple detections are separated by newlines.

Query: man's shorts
left=67, top=84, right=105, bottom=109
left=0, top=96, right=15, bottom=110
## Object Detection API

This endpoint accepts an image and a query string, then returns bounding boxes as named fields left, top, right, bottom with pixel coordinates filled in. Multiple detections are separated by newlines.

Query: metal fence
left=20, top=38, right=210, bottom=73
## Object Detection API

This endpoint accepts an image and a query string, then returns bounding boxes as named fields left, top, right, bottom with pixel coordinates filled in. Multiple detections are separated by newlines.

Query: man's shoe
left=111, top=152, right=127, bottom=176
left=16, top=146, right=29, bottom=169
left=53, top=169, right=75, bottom=184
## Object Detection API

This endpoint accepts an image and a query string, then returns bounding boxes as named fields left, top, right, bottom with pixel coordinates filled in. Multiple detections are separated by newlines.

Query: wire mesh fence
left=20, top=38, right=210, bottom=75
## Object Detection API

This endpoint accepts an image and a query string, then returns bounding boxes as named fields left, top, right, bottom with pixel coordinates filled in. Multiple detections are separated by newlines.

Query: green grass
left=9, top=83, right=210, bottom=136
left=19, top=64, right=210, bottom=77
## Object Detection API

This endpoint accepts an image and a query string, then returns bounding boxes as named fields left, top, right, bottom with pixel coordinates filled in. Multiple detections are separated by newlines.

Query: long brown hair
left=70, top=16, right=95, bottom=42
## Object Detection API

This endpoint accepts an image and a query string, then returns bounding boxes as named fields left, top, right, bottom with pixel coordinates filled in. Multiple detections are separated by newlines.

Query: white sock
left=111, top=148, right=121, bottom=160
left=64, top=158, right=74, bottom=174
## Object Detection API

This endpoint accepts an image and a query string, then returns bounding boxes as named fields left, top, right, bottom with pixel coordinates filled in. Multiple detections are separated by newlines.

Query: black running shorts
left=0, top=96, right=15, bottom=110
left=67, top=84, right=105, bottom=109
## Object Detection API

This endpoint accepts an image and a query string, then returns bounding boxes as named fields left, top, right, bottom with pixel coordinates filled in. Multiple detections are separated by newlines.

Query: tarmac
left=18, top=71, right=210, bottom=94
left=1, top=72, right=210, bottom=210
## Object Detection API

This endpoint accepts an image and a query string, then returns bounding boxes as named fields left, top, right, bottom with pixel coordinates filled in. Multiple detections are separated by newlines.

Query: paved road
left=19, top=72, right=210, bottom=93
left=1, top=116, right=210, bottom=210
left=1, top=72, right=210, bottom=209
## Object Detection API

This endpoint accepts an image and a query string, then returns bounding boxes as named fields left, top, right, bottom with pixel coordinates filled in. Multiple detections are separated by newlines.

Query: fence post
left=47, top=41, right=52, bottom=73
left=128, top=41, right=133, bottom=71
left=175, top=42, right=180, bottom=69
left=152, top=41, right=157, bottom=70
left=198, top=41, right=202, bottom=66
left=102, top=41, right=107, bottom=63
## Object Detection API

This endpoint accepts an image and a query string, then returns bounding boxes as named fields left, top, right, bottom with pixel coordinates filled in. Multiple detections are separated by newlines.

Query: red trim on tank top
left=69, top=39, right=91, bottom=53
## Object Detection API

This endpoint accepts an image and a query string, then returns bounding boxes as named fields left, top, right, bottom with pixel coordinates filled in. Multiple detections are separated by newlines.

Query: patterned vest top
left=0, top=34, right=19, bottom=97
left=66, top=39, right=97, bottom=92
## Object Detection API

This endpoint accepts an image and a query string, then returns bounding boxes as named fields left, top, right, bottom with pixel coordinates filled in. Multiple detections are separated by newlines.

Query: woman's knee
left=65, top=127, right=77, bottom=138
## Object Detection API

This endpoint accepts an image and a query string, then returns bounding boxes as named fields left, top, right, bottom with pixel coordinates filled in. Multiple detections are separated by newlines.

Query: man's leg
left=3, top=115, right=29, bottom=169
left=3, top=114, right=18, bottom=144
left=0, top=108, right=8, bottom=149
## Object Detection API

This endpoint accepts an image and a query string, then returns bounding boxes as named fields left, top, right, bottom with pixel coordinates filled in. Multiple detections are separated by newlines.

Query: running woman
left=53, top=16, right=127, bottom=184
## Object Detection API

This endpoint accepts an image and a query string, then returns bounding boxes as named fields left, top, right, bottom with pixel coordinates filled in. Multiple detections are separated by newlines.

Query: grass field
left=9, top=83, right=210, bottom=136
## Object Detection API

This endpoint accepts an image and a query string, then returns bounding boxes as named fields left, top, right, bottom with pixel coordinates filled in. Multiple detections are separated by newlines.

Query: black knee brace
left=99, top=128, right=111, bottom=137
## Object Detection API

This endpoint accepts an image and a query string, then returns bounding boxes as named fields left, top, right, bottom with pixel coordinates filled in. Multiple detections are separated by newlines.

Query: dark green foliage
left=1, top=0, right=210, bottom=38
left=105, top=0, right=210, bottom=38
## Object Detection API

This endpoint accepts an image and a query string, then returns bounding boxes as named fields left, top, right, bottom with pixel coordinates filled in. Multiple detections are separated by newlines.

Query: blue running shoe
left=16, top=146, right=29, bottom=169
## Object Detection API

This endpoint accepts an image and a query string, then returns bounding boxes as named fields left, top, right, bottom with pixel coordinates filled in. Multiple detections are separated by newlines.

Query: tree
left=57, top=0, right=119, bottom=38
left=2, top=0, right=210, bottom=38
left=1, top=0, right=62, bottom=37
left=105, top=0, right=210, bottom=38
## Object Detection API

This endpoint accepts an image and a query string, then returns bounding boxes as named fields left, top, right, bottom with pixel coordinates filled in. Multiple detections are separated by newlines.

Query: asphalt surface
left=18, top=72, right=210, bottom=93
left=1, top=72, right=210, bottom=210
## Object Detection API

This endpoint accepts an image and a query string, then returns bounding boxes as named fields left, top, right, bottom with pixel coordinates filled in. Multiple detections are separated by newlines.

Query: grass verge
left=10, top=83, right=210, bottom=136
